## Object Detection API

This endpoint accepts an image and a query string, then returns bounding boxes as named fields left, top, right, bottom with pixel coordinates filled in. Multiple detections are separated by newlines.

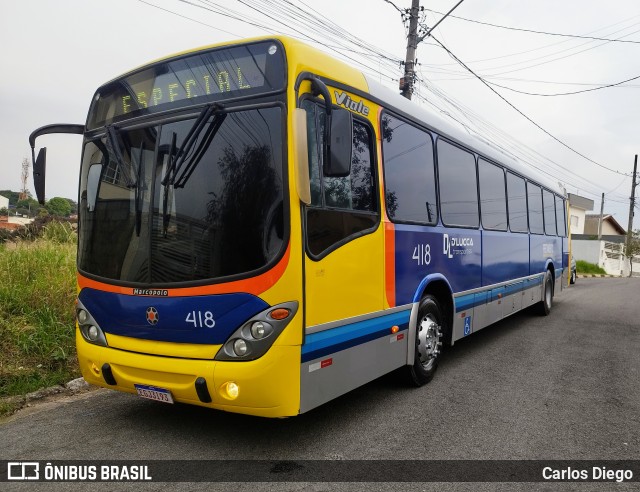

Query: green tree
left=45, top=197, right=72, bottom=217
left=16, top=197, right=40, bottom=217
left=0, top=190, right=21, bottom=205
left=0, top=207, right=8, bottom=216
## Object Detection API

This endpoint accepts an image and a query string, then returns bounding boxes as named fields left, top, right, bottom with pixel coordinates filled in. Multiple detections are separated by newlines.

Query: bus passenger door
left=300, top=98, right=384, bottom=329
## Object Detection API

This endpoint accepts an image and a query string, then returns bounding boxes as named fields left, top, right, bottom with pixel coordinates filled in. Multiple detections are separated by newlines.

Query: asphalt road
left=2, top=277, right=639, bottom=491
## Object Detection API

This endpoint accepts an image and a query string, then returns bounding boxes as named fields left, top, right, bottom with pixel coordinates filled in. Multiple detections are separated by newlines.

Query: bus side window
left=555, top=196, right=567, bottom=237
left=478, top=158, right=507, bottom=231
left=301, top=99, right=378, bottom=257
left=507, top=172, right=528, bottom=233
left=527, top=182, right=544, bottom=234
left=542, top=189, right=557, bottom=236
left=381, top=113, right=437, bottom=224
left=437, top=139, right=479, bottom=228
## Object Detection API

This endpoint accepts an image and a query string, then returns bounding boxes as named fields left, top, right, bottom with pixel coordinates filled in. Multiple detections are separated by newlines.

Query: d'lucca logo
left=443, top=233, right=474, bottom=259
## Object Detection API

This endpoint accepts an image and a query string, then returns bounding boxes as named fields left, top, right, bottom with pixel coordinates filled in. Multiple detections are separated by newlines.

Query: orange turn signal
left=269, top=308, right=290, bottom=321
left=391, top=325, right=399, bottom=334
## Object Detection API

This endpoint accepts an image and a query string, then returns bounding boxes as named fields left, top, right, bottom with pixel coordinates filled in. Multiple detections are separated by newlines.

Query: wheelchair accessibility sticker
left=463, top=316, right=471, bottom=336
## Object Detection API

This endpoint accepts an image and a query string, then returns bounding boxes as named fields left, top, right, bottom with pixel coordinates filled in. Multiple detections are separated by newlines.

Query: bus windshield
left=77, top=106, right=285, bottom=284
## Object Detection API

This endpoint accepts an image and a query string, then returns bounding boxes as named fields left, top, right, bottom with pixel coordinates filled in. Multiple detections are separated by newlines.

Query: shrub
left=0, top=240, right=78, bottom=400
left=576, top=260, right=607, bottom=275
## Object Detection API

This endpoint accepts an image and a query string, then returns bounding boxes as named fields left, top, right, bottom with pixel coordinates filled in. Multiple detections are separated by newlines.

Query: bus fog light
left=251, top=321, right=271, bottom=339
left=226, top=382, right=239, bottom=399
left=88, top=325, right=99, bottom=341
left=233, top=339, right=248, bottom=356
left=77, top=309, right=88, bottom=324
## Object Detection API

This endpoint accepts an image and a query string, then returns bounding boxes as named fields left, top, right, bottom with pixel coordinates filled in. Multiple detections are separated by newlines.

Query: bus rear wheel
left=538, top=270, right=553, bottom=316
left=405, top=295, right=443, bottom=387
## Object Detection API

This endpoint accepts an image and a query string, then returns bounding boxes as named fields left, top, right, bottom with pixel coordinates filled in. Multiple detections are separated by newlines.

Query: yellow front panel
left=78, top=331, right=301, bottom=418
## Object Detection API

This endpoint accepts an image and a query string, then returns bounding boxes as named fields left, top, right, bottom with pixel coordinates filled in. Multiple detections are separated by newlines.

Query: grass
left=576, top=260, right=607, bottom=275
left=0, top=224, right=79, bottom=413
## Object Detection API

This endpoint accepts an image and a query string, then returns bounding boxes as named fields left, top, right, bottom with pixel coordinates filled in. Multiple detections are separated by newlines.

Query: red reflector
left=269, top=308, right=290, bottom=320
left=321, top=358, right=333, bottom=368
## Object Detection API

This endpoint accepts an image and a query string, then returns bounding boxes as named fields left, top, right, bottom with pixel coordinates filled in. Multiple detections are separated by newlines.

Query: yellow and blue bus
left=29, top=36, right=568, bottom=417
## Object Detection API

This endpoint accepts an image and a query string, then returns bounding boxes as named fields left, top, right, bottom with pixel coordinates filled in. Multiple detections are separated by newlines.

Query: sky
left=1, top=0, right=638, bottom=230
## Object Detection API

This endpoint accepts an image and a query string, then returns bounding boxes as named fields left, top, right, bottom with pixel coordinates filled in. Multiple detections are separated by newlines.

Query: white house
left=572, top=214, right=630, bottom=276
left=567, top=193, right=594, bottom=235
left=0, top=194, right=9, bottom=212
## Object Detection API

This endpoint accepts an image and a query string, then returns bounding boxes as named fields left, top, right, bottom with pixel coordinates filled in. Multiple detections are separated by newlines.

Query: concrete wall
left=572, top=239, right=631, bottom=276
left=572, top=239, right=600, bottom=265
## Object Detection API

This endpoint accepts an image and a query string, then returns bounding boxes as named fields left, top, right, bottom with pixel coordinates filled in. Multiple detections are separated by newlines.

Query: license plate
left=134, top=384, right=174, bottom=404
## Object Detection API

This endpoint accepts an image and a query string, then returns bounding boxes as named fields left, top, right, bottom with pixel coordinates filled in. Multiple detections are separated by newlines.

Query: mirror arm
left=294, top=72, right=332, bottom=115
left=29, top=124, right=84, bottom=157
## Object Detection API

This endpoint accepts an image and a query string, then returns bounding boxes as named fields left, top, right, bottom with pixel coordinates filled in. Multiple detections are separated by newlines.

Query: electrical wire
left=140, top=0, right=631, bottom=204
left=486, top=73, right=640, bottom=96
left=424, top=8, right=640, bottom=44
left=430, top=35, right=630, bottom=177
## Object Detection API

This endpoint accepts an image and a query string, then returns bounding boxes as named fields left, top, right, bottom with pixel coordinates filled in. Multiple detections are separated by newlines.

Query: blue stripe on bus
left=453, top=274, right=545, bottom=313
left=302, top=310, right=411, bottom=363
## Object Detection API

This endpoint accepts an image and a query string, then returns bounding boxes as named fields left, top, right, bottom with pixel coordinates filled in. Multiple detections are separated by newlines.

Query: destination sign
left=87, top=41, right=285, bottom=129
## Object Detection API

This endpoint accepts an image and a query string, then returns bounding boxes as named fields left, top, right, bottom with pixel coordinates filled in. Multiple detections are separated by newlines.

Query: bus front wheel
left=405, top=295, right=443, bottom=386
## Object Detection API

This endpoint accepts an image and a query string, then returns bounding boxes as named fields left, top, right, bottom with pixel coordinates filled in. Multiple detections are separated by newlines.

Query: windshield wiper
left=162, top=132, right=177, bottom=237
left=106, top=125, right=136, bottom=188
left=133, top=143, right=145, bottom=236
left=161, top=103, right=226, bottom=189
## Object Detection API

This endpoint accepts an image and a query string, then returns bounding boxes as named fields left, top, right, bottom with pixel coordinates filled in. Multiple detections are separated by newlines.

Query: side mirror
left=28, top=123, right=85, bottom=205
left=34, top=148, right=47, bottom=205
left=323, top=107, right=353, bottom=178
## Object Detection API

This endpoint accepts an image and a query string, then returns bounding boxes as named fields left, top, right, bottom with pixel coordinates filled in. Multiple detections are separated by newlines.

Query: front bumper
left=77, top=330, right=301, bottom=418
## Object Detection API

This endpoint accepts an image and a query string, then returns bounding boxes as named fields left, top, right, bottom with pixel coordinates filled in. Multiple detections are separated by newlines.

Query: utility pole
left=398, top=0, right=465, bottom=100
left=597, top=192, right=605, bottom=240
left=400, top=0, right=420, bottom=100
left=626, top=154, right=638, bottom=256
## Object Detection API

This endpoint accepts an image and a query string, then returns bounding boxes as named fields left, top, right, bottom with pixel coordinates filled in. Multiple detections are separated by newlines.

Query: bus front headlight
left=215, top=301, right=298, bottom=361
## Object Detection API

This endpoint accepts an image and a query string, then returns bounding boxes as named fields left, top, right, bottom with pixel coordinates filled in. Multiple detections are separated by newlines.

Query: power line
left=421, top=14, right=640, bottom=68
left=137, top=0, right=241, bottom=37
left=430, top=35, right=630, bottom=177
left=424, top=8, right=640, bottom=44
left=383, top=0, right=404, bottom=14
left=142, top=0, right=632, bottom=197
left=418, top=0, right=466, bottom=42
left=486, top=72, right=640, bottom=97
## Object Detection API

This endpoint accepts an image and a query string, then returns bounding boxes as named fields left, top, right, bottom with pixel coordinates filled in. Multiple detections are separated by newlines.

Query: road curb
left=0, top=378, right=92, bottom=416
left=576, top=274, right=622, bottom=278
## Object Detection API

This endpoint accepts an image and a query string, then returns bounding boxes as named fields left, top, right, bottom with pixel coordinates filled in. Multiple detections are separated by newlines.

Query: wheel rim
left=545, top=278, right=552, bottom=306
left=417, top=314, right=441, bottom=370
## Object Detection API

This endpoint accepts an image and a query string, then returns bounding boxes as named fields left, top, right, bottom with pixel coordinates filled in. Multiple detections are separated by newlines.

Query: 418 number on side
left=412, top=244, right=431, bottom=266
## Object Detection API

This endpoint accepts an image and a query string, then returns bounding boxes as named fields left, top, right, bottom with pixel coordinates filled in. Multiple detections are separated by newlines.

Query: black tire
left=405, top=295, right=444, bottom=387
left=538, top=270, right=553, bottom=316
